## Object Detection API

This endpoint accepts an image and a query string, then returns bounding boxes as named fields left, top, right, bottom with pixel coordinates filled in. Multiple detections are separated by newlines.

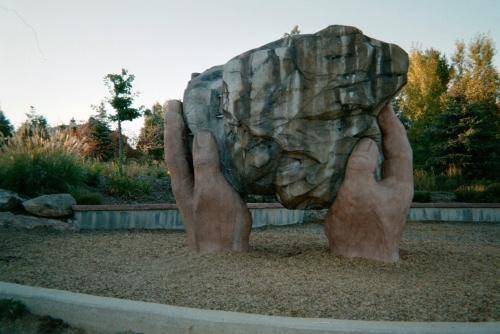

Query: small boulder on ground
left=0, top=212, right=16, bottom=226
left=0, top=212, right=75, bottom=231
left=22, top=194, right=76, bottom=218
left=0, top=189, right=25, bottom=211
left=11, top=215, right=75, bottom=231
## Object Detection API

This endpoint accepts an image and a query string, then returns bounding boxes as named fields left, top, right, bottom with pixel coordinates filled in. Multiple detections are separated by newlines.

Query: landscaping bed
left=0, top=222, right=498, bottom=322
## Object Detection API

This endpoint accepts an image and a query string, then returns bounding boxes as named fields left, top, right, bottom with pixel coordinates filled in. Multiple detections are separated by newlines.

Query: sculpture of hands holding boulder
left=324, top=104, right=413, bottom=262
left=164, top=100, right=252, bottom=253
left=166, top=26, right=412, bottom=260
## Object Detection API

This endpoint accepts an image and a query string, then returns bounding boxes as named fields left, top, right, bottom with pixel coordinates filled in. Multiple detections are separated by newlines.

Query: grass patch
left=104, top=175, right=152, bottom=199
left=0, top=299, right=28, bottom=320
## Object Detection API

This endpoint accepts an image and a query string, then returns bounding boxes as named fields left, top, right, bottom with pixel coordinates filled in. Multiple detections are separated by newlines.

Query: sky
left=1, top=0, right=499, bottom=140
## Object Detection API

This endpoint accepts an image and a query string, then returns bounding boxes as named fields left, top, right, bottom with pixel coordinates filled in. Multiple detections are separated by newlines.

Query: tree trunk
left=117, top=118, right=124, bottom=176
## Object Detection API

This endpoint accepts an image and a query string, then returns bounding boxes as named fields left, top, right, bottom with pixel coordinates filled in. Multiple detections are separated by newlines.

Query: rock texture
left=0, top=189, right=25, bottom=211
left=23, top=194, right=76, bottom=218
left=183, top=25, right=408, bottom=209
left=0, top=212, right=74, bottom=231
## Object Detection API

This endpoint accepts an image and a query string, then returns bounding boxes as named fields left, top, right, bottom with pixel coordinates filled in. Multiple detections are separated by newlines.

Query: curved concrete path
left=0, top=282, right=498, bottom=334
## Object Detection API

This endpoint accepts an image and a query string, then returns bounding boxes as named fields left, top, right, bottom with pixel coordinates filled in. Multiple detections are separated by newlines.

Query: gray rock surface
left=0, top=212, right=15, bottom=226
left=23, top=194, right=76, bottom=218
left=0, top=211, right=74, bottom=230
left=0, top=189, right=25, bottom=211
left=183, top=25, right=408, bottom=209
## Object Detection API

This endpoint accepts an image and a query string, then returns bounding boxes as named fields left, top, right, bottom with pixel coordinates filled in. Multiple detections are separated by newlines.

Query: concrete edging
left=71, top=203, right=500, bottom=230
left=1, top=282, right=498, bottom=334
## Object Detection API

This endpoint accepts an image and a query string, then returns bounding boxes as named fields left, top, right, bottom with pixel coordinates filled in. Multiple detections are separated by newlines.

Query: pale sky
left=1, top=0, right=499, bottom=139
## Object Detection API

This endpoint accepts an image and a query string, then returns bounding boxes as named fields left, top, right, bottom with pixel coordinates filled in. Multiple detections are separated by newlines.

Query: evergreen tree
left=428, top=35, right=500, bottom=180
left=137, top=102, right=164, bottom=160
left=87, top=102, right=114, bottom=161
left=17, top=106, right=49, bottom=138
left=0, top=109, right=13, bottom=138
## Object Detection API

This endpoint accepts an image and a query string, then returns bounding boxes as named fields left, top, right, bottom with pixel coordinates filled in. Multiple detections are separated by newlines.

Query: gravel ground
left=0, top=222, right=498, bottom=321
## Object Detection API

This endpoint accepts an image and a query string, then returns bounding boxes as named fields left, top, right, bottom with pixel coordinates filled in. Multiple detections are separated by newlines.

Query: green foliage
left=454, top=183, right=500, bottom=203
left=70, top=187, right=103, bottom=205
left=413, top=191, right=431, bottom=202
left=104, top=174, right=152, bottom=199
left=87, top=102, right=115, bottom=161
left=0, top=129, right=88, bottom=197
left=17, top=106, right=49, bottom=139
left=0, top=150, right=87, bottom=197
left=428, top=96, right=499, bottom=180
left=105, top=69, right=142, bottom=123
left=396, top=48, right=452, bottom=168
left=38, top=315, right=70, bottom=334
left=104, top=68, right=144, bottom=174
left=413, top=169, right=438, bottom=191
left=0, top=110, right=14, bottom=139
left=0, top=299, right=28, bottom=320
left=137, top=102, right=164, bottom=160
left=398, top=34, right=499, bottom=179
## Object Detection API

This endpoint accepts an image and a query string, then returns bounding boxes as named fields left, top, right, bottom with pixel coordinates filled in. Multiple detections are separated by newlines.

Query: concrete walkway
left=1, top=282, right=498, bottom=334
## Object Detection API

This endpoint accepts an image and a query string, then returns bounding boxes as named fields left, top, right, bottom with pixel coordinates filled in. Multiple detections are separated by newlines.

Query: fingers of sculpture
left=192, top=130, right=222, bottom=183
left=344, top=137, right=379, bottom=184
left=164, top=100, right=194, bottom=199
left=377, top=104, right=413, bottom=185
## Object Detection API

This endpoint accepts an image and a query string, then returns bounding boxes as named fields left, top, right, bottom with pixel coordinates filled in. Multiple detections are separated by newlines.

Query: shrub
left=84, top=161, right=105, bottom=187
left=455, top=183, right=500, bottom=203
left=0, top=299, right=28, bottom=320
left=414, top=170, right=438, bottom=191
left=0, top=129, right=88, bottom=197
left=70, top=188, right=103, bottom=205
left=483, top=183, right=500, bottom=202
left=104, top=175, right=151, bottom=199
left=413, top=191, right=431, bottom=202
left=0, top=149, right=87, bottom=197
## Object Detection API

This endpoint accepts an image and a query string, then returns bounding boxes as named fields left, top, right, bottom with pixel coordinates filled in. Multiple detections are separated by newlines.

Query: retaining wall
left=72, top=203, right=499, bottom=230
left=1, top=282, right=498, bottom=334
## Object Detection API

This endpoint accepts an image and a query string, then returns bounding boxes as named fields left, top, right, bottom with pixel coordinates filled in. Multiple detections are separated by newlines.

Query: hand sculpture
left=324, top=104, right=413, bottom=262
left=164, top=100, right=252, bottom=253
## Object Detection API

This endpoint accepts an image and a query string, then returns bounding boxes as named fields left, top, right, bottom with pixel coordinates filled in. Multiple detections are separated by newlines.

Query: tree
left=86, top=102, right=114, bottom=161
left=17, top=106, right=49, bottom=138
left=395, top=48, right=451, bottom=167
left=428, top=35, right=500, bottom=180
left=0, top=109, right=14, bottom=138
left=104, top=69, right=144, bottom=174
left=137, top=102, right=164, bottom=160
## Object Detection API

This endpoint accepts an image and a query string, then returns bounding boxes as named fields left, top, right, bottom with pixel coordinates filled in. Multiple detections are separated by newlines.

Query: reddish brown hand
left=164, top=100, right=252, bottom=253
left=324, top=104, right=413, bottom=262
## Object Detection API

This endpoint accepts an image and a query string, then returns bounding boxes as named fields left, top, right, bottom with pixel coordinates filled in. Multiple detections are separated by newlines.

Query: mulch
left=0, top=222, right=498, bottom=321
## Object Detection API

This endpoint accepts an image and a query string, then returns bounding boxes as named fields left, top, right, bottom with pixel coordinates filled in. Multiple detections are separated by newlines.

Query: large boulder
left=0, top=189, right=25, bottom=211
left=183, top=25, right=408, bottom=209
left=22, top=194, right=76, bottom=218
